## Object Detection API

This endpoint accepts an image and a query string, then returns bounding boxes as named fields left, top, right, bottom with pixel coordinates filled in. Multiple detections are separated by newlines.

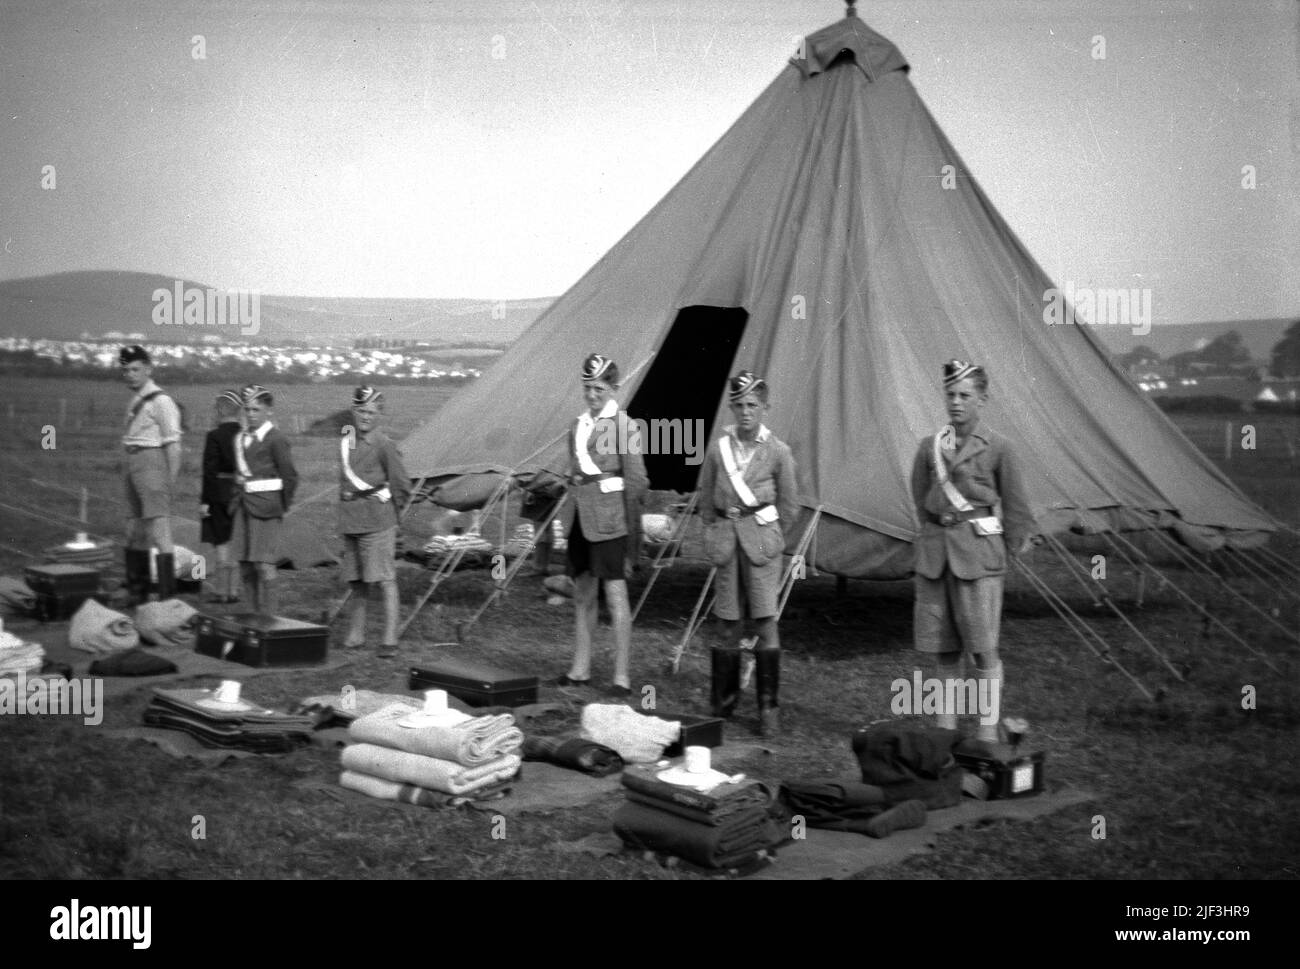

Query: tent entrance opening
left=627, top=305, right=749, bottom=493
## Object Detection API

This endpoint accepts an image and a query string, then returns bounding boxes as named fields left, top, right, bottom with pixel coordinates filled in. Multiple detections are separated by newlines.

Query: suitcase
left=661, top=713, right=726, bottom=758
left=195, top=613, right=329, bottom=668
left=409, top=657, right=539, bottom=708
left=954, top=747, right=1046, bottom=799
left=25, top=565, right=101, bottom=622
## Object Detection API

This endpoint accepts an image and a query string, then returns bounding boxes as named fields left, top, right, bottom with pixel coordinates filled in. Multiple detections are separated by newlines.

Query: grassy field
left=0, top=377, right=1297, bottom=880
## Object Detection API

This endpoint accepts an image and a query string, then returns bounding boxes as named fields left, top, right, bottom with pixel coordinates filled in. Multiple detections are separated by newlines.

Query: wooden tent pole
left=631, top=490, right=701, bottom=622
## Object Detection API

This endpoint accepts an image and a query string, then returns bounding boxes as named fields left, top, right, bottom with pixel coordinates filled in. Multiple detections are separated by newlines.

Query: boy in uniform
left=230, top=385, right=298, bottom=615
left=338, top=385, right=411, bottom=659
left=910, top=360, right=1036, bottom=741
left=119, top=345, right=183, bottom=603
left=697, top=371, right=798, bottom=737
left=200, top=390, right=244, bottom=602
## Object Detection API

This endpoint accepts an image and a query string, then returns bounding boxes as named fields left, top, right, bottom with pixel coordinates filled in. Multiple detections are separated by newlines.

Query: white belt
left=598, top=476, right=624, bottom=494
left=244, top=478, right=284, bottom=493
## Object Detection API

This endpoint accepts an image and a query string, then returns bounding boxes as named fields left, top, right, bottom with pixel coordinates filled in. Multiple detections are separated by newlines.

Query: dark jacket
left=201, top=421, right=241, bottom=508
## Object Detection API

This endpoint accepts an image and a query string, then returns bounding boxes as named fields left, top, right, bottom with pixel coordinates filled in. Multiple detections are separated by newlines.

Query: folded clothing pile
left=614, top=763, right=781, bottom=870
left=143, top=686, right=316, bottom=753
left=133, top=598, right=199, bottom=648
left=340, top=702, right=522, bottom=805
left=0, top=619, right=44, bottom=676
left=522, top=734, right=623, bottom=777
left=777, top=781, right=929, bottom=838
left=422, top=534, right=494, bottom=556
left=580, top=704, right=681, bottom=763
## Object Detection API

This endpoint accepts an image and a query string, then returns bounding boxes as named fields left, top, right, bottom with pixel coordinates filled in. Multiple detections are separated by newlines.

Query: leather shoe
left=608, top=684, right=632, bottom=699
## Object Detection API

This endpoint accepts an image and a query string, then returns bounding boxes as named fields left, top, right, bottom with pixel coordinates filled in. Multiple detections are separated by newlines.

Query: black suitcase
left=954, top=748, right=1046, bottom=799
left=195, top=612, right=329, bottom=668
left=661, top=713, right=725, bottom=758
left=409, top=657, right=539, bottom=708
left=25, top=565, right=101, bottom=622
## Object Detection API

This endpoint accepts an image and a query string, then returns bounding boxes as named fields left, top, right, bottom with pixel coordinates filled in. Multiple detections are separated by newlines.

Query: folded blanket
left=0, top=576, right=36, bottom=616
left=89, top=648, right=179, bottom=677
left=612, top=800, right=780, bottom=870
left=142, top=708, right=312, bottom=753
left=349, top=702, right=522, bottom=766
left=341, top=743, right=522, bottom=796
left=579, top=704, right=681, bottom=764
left=133, top=598, right=199, bottom=648
left=68, top=599, right=139, bottom=656
left=522, top=734, right=624, bottom=777
left=339, top=769, right=513, bottom=808
left=624, top=789, right=777, bottom=827
left=621, top=766, right=773, bottom=817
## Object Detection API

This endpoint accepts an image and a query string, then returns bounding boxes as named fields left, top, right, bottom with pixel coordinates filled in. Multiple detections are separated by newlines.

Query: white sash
left=718, top=435, right=762, bottom=511
left=238, top=426, right=283, bottom=493
left=573, top=414, right=603, bottom=477
left=340, top=435, right=391, bottom=502
left=931, top=427, right=973, bottom=513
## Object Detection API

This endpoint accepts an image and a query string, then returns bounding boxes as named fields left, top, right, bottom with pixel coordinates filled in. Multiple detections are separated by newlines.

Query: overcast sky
left=1, top=0, right=1296, bottom=325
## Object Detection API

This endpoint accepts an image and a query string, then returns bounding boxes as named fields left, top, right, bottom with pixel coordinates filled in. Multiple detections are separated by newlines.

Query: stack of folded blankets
left=143, top=686, right=317, bottom=753
left=340, top=703, right=523, bottom=806
left=0, top=618, right=44, bottom=676
left=615, top=764, right=781, bottom=871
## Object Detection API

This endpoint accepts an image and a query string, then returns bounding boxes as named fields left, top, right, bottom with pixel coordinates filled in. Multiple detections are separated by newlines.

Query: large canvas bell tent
left=401, top=13, right=1276, bottom=579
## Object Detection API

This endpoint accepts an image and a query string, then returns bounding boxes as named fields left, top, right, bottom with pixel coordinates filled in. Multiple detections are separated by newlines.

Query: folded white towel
left=68, top=599, right=139, bottom=656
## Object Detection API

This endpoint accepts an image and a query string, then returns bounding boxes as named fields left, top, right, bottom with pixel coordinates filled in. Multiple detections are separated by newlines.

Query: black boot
left=710, top=647, right=742, bottom=719
left=155, top=552, right=176, bottom=600
left=124, top=548, right=151, bottom=605
left=755, top=648, right=781, bottom=738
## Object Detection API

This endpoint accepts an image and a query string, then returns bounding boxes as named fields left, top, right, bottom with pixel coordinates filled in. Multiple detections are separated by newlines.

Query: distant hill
left=0, top=270, right=1292, bottom=361
left=0, top=270, right=553, bottom=346
left=1090, top=317, right=1294, bottom=362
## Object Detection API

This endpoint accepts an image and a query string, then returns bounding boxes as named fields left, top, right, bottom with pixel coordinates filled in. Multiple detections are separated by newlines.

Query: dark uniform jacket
left=910, top=425, right=1035, bottom=580
left=236, top=424, right=299, bottom=519
left=568, top=405, right=648, bottom=544
left=201, top=422, right=241, bottom=509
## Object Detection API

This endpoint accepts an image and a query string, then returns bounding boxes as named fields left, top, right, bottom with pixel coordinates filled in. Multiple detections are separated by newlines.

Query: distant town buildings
left=0, top=336, right=483, bottom=382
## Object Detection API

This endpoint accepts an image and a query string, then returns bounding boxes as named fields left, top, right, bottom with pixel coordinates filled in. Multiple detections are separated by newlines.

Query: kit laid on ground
left=195, top=612, right=329, bottom=667
left=24, top=564, right=103, bottom=622
left=409, top=656, right=539, bottom=708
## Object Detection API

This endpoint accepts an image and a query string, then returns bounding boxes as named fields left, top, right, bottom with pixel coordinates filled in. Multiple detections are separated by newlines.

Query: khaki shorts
left=712, top=549, right=781, bottom=621
left=341, top=526, right=397, bottom=583
left=230, top=505, right=284, bottom=565
left=124, top=448, right=172, bottom=520
left=913, top=570, right=1003, bottom=656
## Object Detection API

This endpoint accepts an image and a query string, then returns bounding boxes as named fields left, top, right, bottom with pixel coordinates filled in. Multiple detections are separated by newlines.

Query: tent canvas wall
left=400, top=13, right=1276, bottom=580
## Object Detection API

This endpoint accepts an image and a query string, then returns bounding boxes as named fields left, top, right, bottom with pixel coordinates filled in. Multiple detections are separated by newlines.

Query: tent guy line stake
left=667, top=566, right=716, bottom=675
left=1044, top=534, right=1185, bottom=682
left=1097, top=528, right=1279, bottom=671
left=460, top=493, right=570, bottom=634
left=1011, top=557, right=1155, bottom=702
left=1141, top=527, right=1297, bottom=643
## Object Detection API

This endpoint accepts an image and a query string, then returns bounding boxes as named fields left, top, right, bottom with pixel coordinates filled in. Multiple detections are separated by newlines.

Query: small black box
left=661, top=713, right=725, bottom=758
left=24, top=565, right=102, bottom=622
left=409, top=657, right=539, bottom=708
left=954, top=747, right=1046, bottom=799
left=25, top=564, right=100, bottom=596
left=195, top=613, right=329, bottom=668
left=33, top=591, right=101, bottom=622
